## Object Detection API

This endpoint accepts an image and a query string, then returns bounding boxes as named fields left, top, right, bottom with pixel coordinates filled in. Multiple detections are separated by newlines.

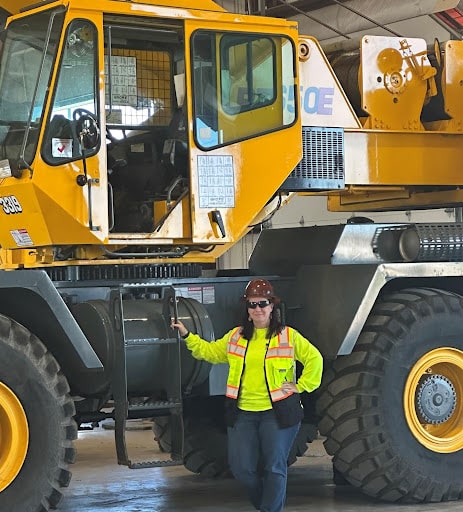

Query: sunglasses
left=246, top=300, right=272, bottom=309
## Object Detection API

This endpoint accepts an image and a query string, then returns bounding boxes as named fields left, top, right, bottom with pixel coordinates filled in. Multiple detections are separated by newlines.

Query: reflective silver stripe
left=228, top=343, right=246, bottom=357
left=270, top=389, right=291, bottom=401
left=227, top=328, right=246, bottom=357
left=267, top=328, right=294, bottom=358
left=226, top=385, right=239, bottom=398
left=226, top=327, right=297, bottom=403
left=279, top=327, right=289, bottom=346
left=230, top=329, right=241, bottom=343
left=267, top=346, right=293, bottom=358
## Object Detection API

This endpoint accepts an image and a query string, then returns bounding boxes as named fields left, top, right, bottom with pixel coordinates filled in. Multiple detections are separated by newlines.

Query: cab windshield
left=0, top=8, right=64, bottom=174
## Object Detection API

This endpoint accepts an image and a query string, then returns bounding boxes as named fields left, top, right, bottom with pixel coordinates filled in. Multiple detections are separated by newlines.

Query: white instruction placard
left=104, top=55, right=137, bottom=107
left=197, top=155, right=235, bottom=208
left=11, top=229, right=33, bottom=246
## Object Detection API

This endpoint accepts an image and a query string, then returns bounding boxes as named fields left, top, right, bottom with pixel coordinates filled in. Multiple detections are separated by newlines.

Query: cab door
left=185, top=20, right=301, bottom=245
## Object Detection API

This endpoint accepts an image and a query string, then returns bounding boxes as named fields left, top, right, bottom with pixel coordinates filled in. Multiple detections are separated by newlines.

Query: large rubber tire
left=183, top=416, right=229, bottom=477
left=287, top=422, right=317, bottom=465
left=154, top=411, right=316, bottom=476
left=317, top=288, right=463, bottom=503
left=153, top=414, right=229, bottom=477
left=0, top=314, right=77, bottom=512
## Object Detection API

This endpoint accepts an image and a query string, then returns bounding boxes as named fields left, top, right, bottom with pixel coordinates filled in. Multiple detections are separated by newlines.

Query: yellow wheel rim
left=404, top=347, right=463, bottom=453
left=0, top=381, right=29, bottom=492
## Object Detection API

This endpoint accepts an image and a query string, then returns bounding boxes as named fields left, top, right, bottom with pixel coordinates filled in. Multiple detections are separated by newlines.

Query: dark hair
left=240, top=302, right=284, bottom=341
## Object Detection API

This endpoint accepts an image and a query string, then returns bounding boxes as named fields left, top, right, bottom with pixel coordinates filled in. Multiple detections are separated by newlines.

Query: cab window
left=43, top=20, right=98, bottom=164
left=192, top=30, right=295, bottom=150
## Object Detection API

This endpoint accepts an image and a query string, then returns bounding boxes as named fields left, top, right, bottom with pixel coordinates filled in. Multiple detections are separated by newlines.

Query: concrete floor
left=59, top=420, right=463, bottom=512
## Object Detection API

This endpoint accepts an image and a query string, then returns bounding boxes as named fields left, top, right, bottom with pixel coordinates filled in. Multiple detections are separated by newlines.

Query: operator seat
left=162, top=105, right=188, bottom=179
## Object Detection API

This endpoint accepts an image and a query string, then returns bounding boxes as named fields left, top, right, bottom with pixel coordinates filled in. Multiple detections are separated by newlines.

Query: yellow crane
left=0, top=1, right=463, bottom=510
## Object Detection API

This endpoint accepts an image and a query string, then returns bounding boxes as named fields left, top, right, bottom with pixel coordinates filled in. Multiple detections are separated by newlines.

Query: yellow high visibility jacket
left=184, top=326, right=323, bottom=402
left=184, top=325, right=323, bottom=427
left=226, top=327, right=298, bottom=402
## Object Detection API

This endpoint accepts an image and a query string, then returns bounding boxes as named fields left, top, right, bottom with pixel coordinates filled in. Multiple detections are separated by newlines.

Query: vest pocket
left=272, top=362, right=294, bottom=387
left=272, top=393, right=304, bottom=428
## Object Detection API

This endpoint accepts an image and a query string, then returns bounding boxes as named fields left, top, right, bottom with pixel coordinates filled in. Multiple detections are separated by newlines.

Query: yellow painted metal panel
left=0, top=0, right=226, bottom=16
left=0, top=167, right=108, bottom=249
left=343, top=130, right=463, bottom=186
left=359, top=36, right=436, bottom=130
left=183, top=18, right=301, bottom=245
left=130, top=0, right=226, bottom=11
left=328, top=188, right=463, bottom=213
left=188, top=126, right=302, bottom=245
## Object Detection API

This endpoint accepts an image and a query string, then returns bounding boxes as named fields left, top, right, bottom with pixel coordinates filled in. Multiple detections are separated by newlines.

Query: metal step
left=128, top=400, right=182, bottom=418
left=129, top=458, right=183, bottom=469
left=126, top=337, right=178, bottom=345
left=110, top=287, right=184, bottom=469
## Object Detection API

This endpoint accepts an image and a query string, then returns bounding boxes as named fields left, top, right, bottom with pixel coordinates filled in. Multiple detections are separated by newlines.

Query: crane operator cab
left=0, top=4, right=300, bottom=262
left=44, top=17, right=192, bottom=235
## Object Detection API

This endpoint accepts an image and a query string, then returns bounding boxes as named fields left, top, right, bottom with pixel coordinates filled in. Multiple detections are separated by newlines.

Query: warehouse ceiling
left=249, top=0, right=344, bottom=17
left=241, top=0, right=463, bottom=49
left=246, top=0, right=463, bottom=23
left=2, top=1, right=463, bottom=41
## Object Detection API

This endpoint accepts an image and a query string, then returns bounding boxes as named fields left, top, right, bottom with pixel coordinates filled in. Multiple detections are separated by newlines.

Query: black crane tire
left=154, top=415, right=229, bottom=476
left=0, top=314, right=76, bottom=512
left=152, top=416, right=171, bottom=453
left=183, top=416, right=229, bottom=478
left=153, top=415, right=229, bottom=477
left=154, top=415, right=317, bottom=473
left=317, top=287, right=463, bottom=503
left=287, top=422, right=317, bottom=465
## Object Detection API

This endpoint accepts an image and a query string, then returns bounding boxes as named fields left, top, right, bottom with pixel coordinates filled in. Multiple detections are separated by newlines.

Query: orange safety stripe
left=226, top=384, right=239, bottom=399
left=227, top=328, right=246, bottom=357
left=267, top=328, right=294, bottom=358
left=228, top=343, right=246, bottom=357
left=266, top=346, right=293, bottom=358
left=270, top=389, right=293, bottom=401
left=226, top=326, right=295, bottom=402
left=230, top=328, right=241, bottom=343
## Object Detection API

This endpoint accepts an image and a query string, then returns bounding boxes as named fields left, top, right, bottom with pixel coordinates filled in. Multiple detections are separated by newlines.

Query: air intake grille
left=281, top=126, right=345, bottom=191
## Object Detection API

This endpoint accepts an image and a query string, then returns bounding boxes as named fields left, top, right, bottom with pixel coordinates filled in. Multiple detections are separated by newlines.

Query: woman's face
left=246, top=295, right=274, bottom=328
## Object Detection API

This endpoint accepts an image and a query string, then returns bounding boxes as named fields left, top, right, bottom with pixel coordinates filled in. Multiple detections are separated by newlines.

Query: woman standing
left=171, top=279, right=323, bottom=512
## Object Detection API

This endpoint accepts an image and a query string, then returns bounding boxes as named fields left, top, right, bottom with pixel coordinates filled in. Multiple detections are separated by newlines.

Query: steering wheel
left=72, top=108, right=100, bottom=150
left=72, top=107, right=97, bottom=122
left=73, top=107, right=117, bottom=143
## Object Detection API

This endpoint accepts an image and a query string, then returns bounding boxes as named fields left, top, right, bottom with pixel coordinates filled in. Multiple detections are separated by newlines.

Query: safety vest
left=225, top=327, right=296, bottom=403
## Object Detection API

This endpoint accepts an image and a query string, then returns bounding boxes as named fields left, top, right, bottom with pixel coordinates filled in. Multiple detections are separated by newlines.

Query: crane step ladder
left=110, top=287, right=184, bottom=469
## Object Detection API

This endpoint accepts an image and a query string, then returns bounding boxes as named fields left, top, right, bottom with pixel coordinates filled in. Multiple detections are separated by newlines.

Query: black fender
left=290, top=261, right=463, bottom=358
left=0, top=269, right=102, bottom=375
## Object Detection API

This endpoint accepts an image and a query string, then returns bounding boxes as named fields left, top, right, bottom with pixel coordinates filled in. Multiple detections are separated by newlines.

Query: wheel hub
left=416, top=374, right=456, bottom=424
left=0, top=381, right=29, bottom=492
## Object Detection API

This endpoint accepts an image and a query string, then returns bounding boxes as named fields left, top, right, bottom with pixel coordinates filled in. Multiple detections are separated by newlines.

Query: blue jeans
left=227, top=409, right=300, bottom=512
